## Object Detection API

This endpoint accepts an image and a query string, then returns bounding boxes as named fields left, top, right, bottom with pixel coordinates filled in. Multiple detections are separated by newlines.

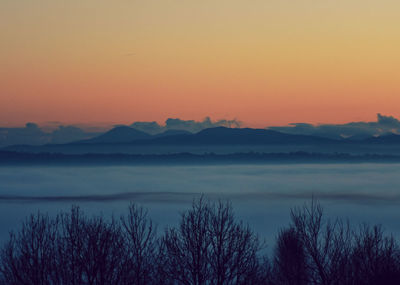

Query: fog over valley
left=1, top=164, right=400, bottom=245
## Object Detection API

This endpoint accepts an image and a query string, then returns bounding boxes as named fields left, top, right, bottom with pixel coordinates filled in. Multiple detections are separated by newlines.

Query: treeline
left=1, top=150, right=400, bottom=166
left=1, top=199, right=400, bottom=284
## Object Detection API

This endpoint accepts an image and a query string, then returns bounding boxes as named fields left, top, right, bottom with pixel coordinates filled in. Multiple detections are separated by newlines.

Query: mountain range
left=3, top=126, right=400, bottom=155
left=53, top=125, right=400, bottom=146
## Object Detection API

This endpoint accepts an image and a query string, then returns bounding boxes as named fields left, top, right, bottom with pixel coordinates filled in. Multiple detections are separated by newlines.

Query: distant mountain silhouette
left=129, top=127, right=339, bottom=145
left=343, top=134, right=374, bottom=141
left=76, top=126, right=151, bottom=144
left=4, top=127, right=400, bottom=156
left=74, top=127, right=192, bottom=144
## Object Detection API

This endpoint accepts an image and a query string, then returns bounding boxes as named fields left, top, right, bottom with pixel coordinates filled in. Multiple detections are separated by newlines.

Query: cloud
left=131, top=117, right=241, bottom=134
left=0, top=123, right=49, bottom=146
left=50, top=125, right=94, bottom=144
left=0, top=124, right=99, bottom=147
left=130, top=121, right=163, bottom=134
left=2, top=114, right=398, bottom=147
left=25, top=122, right=40, bottom=129
left=268, top=113, right=400, bottom=139
left=0, top=118, right=241, bottom=146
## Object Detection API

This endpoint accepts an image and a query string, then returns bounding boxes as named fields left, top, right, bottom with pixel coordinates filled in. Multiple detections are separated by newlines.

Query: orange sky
left=1, top=0, right=400, bottom=127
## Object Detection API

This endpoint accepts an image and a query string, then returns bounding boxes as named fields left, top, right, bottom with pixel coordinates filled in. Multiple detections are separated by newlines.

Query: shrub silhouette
left=273, top=227, right=308, bottom=285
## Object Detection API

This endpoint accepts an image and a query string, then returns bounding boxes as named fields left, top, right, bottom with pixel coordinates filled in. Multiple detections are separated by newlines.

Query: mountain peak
left=79, top=126, right=151, bottom=144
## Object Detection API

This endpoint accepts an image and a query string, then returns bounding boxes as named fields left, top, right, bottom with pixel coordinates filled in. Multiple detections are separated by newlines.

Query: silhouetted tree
left=350, top=224, right=400, bottom=285
left=0, top=212, right=58, bottom=285
left=273, top=227, right=308, bottom=285
left=290, top=200, right=352, bottom=285
left=55, top=206, right=86, bottom=284
left=1, top=199, right=400, bottom=285
left=57, top=207, right=126, bottom=284
left=120, top=204, right=158, bottom=285
left=162, top=198, right=263, bottom=285
left=162, top=197, right=212, bottom=285
left=208, top=201, right=262, bottom=285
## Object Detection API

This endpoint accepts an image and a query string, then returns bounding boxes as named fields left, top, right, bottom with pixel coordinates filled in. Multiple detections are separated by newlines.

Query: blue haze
left=0, top=164, right=400, bottom=245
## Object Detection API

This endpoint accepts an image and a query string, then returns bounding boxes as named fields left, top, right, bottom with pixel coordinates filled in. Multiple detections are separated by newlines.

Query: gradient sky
left=1, top=0, right=399, bottom=127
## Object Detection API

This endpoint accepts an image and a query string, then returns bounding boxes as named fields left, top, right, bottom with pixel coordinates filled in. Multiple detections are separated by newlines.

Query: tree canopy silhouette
left=1, top=199, right=400, bottom=285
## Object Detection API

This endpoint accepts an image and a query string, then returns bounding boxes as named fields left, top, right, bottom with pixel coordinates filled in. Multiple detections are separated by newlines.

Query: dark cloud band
left=1, top=191, right=399, bottom=205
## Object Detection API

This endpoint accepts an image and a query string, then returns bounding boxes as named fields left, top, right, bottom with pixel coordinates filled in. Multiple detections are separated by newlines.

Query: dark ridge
left=1, top=150, right=400, bottom=166
left=153, top=129, right=192, bottom=138
left=129, top=127, right=341, bottom=145
left=363, top=133, right=400, bottom=144
left=76, top=126, right=151, bottom=144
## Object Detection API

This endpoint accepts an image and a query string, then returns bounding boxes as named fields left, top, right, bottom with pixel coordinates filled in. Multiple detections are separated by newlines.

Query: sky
left=1, top=0, right=400, bottom=127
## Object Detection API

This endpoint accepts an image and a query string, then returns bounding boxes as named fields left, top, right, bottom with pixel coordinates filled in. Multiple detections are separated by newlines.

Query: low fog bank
left=1, top=164, right=399, bottom=198
left=0, top=164, right=400, bottom=245
left=2, top=190, right=400, bottom=206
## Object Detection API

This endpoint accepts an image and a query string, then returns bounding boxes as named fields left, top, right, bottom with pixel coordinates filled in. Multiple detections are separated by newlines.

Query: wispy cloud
left=268, top=113, right=400, bottom=139
left=131, top=117, right=241, bottom=134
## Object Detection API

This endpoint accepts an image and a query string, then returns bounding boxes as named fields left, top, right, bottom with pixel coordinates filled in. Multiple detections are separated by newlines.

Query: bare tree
left=208, top=201, right=262, bottom=285
left=0, top=212, right=58, bottom=285
left=49, top=207, right=126, bottom=285
left=55, top=206, right=86, bottom=284
left=350, top=224, right=400, bottom=285
left=290, top=199, right=352, bottom=285
left=2, top=199, right=400, bottom=285
left=77, top=213, right=125, bottom=285
left=120, top=203, right=158, bottom=285
left=162, top=198, right=263, bottom=285
left=162, top=197, right=212, bottom=285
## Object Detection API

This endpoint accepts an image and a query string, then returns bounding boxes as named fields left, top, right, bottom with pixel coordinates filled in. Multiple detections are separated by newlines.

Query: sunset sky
left=1, top=0, right=399, bottom=127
